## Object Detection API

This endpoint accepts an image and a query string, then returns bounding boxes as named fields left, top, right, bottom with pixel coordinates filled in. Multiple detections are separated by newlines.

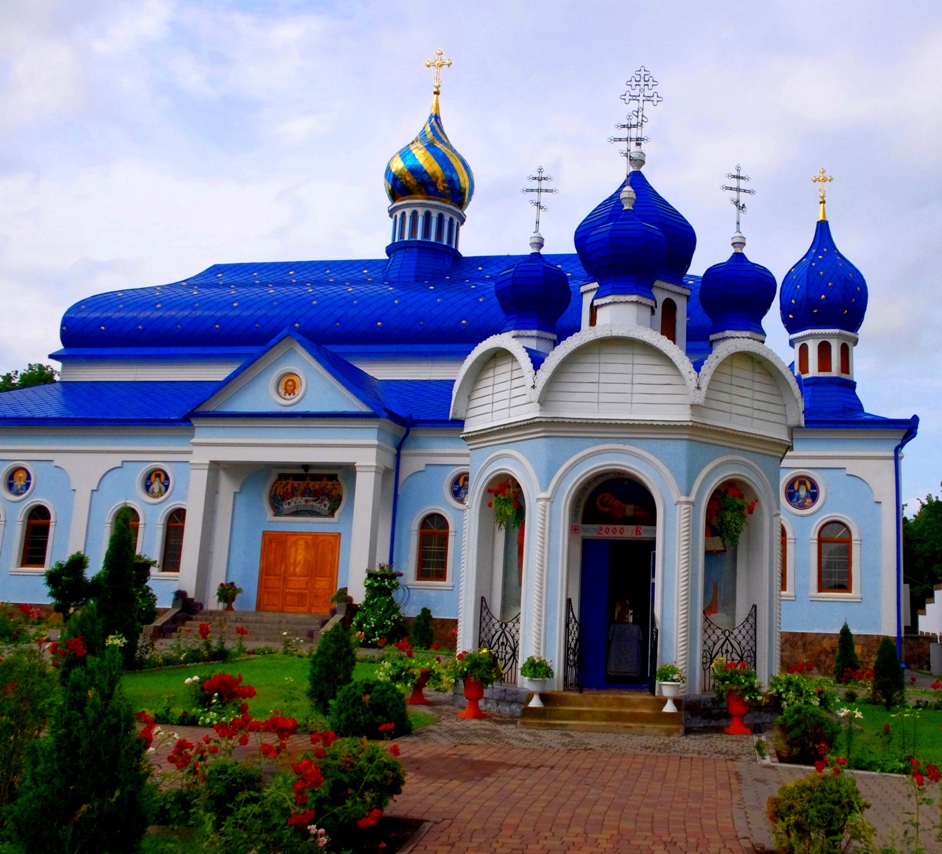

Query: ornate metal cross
left=812, top=167, right=833, bottom=222
left=620, top=66, right=663, bottom=147
left=425, top=49, right=452, bottom=94
left=609, top=109, right=649, bottom=172
left=521, top=166, right=557, bottom=233
left=721, top=165, right=756, bottom=233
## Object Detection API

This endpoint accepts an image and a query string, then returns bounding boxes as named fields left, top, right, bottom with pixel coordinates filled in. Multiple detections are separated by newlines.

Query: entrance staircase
left=173, top=610, right=332, bottom=649
left=518, top=690, right=683, bottom=736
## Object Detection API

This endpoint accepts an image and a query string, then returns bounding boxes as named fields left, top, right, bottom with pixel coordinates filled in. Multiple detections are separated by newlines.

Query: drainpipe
left=388, top=415, right=414, bottom=566
left=895, top=415, right=919, bottom=660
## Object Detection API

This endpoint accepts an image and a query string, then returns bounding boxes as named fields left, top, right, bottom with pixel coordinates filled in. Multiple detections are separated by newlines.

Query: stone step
left=517, top=718, right=684, bottom=736
left=532, top=690, right=672, bottom=711
left=517, top=690, right=685, bottom=736
left=521, top=706, right=681, bottom=725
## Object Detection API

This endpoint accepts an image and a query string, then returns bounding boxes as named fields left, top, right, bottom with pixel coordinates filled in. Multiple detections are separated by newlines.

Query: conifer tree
left=309, top=620, right=357, bottom=715
left=872, top=637, right=905, bottom=710
left=833, top=622, right=861, bottom=680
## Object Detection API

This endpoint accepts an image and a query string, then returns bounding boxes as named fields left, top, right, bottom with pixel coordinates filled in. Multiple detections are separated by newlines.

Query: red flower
left=836, top=757, right=847, bottom=766
left=198, top=623, right=211, bottom=639
left=356, top=808, right=382, bottom=829
left=389, top=744, right=400, bottom=757
left=65, top=636, right=87, bottom=658
left=287, top=809, right=316, bottom=828
left=236, top=626, right=249, bottom=636
left=378, top=722, right=395, bottom=732
left=914, top=772, right=925, bottom=787
left=378, top=638, right=386, bottom=647
left=430, top=643, right=439, bottom=650
left=884, top=723, right=891, bottom=732
left=932, top=680, right=941, bottom=690
left=814, top=760, right=826, bottom=773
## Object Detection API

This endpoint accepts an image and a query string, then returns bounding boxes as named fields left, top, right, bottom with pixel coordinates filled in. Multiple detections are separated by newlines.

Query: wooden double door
left=257, top=532, right=340, bottom=613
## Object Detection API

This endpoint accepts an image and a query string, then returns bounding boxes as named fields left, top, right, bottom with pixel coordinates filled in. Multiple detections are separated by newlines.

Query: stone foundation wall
left=781, top=631, right=929, bottom=674
left=401, top=616, right=458, bottom=650
left=683, top=693, right=780, bottom=733
left=451, top=680, right=528, bottom=717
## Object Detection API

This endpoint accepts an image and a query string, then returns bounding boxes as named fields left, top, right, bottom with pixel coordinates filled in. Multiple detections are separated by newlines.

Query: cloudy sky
left=1, top=0, right=940, bottom=506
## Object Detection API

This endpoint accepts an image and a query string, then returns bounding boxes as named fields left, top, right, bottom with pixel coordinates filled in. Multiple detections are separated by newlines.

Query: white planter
left=657, top=680, right=682, bottom=713
left=526, top=677, right=547, bottom=707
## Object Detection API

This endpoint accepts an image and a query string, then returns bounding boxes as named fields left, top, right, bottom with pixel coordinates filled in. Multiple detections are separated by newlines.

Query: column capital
left=354, top=463, right=386, bottom=475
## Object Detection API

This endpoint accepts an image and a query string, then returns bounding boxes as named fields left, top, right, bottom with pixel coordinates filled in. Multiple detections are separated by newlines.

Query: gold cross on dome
left=812, top=167, right=833, bottom=221
left=425, top=49, right=452, bottom=94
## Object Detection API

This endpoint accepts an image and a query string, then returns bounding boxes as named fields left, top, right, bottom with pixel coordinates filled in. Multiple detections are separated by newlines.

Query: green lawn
left=834, top=703, right=942, bottom=772
left=121, top=655, right=436, bottom=732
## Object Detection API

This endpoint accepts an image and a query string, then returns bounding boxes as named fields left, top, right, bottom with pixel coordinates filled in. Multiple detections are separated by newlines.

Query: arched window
left=840, top=342, right=850, bottom=374
left=818, top=521, right=851, bottom=592
left=161, top=509, right=186, bottom=573
left=391, top=217, right=397, bottom=243
left=417, top=513, right=448, bottom=581
left=435, top=212, right=444, bottom=242
left=398, top=213, right=406, bottom=240
left=780, top=525, right=787, bottom=592
left=115, top=507, right=142, bottom=552
left=409, top=211, right=418, bottom=239
left=660, top=298, right=677, bottom=343
left=589, top=302, right=598, bottom=327
left=20, top=505, right=51, bottom=568
left=798, top=343, right=809, bottom=374
left=422, top=211, right=431, bottom=240
left=817, top=341, right=832, bottom=373
left=447, top=217, right=454, bottom=246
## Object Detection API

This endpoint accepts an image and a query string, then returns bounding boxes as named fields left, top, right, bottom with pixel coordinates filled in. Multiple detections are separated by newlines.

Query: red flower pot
left=458, top=676, right=487, bottom=719
left=407, top=669, right=432, bottom=705
left=224, top=603, right=234, bottom=611
left=724, top=690, right=752, bottom=735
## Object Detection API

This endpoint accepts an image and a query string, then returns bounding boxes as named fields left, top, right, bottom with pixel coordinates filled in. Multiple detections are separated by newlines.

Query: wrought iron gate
left=564, top=598, right=582, bottom=692
left=701, top=603, right=757, bottom=691
left=478, top=597, right=520, bottom=686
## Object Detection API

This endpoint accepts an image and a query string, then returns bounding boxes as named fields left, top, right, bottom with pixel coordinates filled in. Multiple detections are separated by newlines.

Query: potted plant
left=487, top=479, right=525, bottom=530
left=655, top=663, right=685, bottom=713
left=330, top=587, right=352, bottom=617
left=520, top=656, right=554, bottom=708
left=215, top=581, right=243, bottom=611
left=378, top=640, right=453, bottom=705
left=705, top=482, right=757, bottom=551
left=452, top=649, right=502, bottom=719
left=711, top=657, right=763, bottom=735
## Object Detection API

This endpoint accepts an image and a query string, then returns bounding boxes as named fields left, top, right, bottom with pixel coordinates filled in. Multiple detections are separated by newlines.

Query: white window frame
left=407, top=506, right=456, bottom=590
left=780, top=516, right=796, bottom=600
left=11, top=501, right=56, bottom=575
left=153, top=503, right=187, bottom=576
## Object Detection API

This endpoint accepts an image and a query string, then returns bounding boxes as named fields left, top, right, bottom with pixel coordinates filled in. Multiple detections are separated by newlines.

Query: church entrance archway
left=575, top=475, right=657, bottom=690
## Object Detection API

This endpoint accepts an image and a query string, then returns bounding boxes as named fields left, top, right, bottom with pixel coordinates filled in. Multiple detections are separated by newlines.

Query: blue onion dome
left=684, top=274, right=713, bottom=357
left=574, top=171, right=696, bottom=287
left=780, top=219, right=868, bottom=334
left=384, top=92, right=474, bottom=211
left=495, top=233, right=571, bottom=333
left=576, top=184, right=667, bottom=302
left=700, top=234, right=777, bottom=338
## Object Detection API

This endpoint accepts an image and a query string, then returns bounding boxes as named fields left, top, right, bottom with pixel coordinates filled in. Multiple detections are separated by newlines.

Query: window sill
left=10, top=568, right=47, bottom=576
left=407, top=581, right=454, bottom=591
left=781, top=592, right=796, bottom=601
left=150, top=571, right=181, bottom=579
left=809, top=592, right=861, bottom=602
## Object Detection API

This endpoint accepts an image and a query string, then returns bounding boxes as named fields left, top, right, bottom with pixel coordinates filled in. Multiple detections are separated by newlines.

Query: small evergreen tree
left=410, top=607, right=435, bottom=649
left=352, top=566, right=404, bottom=645
left=872, top=637, right=905, bottom=710
left=308, top=621, right=357, bottom=715
left=833, top=622, right=861, bottom=680
left=44, top=552, right=91, bottom=618
left=8, top=647, right=151, bottom=853
left=58, top=601, right=106, bottom=680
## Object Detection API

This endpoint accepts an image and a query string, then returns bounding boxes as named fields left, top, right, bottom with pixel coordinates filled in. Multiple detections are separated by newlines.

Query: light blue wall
left=0, top=461, right=74, bottom=603
left=226, top=466, right=356, bottom=610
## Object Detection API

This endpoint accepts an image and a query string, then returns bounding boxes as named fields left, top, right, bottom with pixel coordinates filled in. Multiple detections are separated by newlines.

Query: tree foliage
left=904, top=489, right=942, bottom=626
left=308, top=621, right=356, bottom=715
left=0, top=363, right=58, bottom=392
left=832, top=622, right=860, bottom=680
left=45, top=552, right=92, bottom=618
left=872, top=637, right=905, bottom=710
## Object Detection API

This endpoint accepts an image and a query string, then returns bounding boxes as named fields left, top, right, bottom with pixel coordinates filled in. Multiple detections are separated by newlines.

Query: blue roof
left=798, top=376, right=914, bottom=430
left=780, top=220, right=868, bottom=335
left=58, top=254, right=590, bottom=354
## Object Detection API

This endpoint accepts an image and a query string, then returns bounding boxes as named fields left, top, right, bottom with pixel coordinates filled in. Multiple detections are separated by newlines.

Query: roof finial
left=812, top=167, right=833, bottom=221
left=721, top=164, right=755, bottom=251
left=616, top=66, right=661, bottom=171
left=425, top=48, right=452, bottom=96
left=521, top=166, right=557, bottom=251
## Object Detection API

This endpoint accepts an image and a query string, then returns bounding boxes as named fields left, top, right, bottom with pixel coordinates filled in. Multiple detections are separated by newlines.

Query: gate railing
left=648, top=614, right=658, bottom=693
left=701, top=604, right=757, bottom=691
left=478, top=597, right=520, bottom=686
left=564, top=598, right=582, bottom=692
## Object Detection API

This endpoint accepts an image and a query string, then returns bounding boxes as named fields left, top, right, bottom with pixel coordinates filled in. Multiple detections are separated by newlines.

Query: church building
left=0, top=59, right=918, bottom=692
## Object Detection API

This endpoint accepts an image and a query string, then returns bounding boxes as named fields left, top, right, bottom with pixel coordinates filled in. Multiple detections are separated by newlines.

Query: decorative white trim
left=138, top=464, right=174, bottom=504
left=652, top=278, right=692, bottom=297
left=270, top=368, right=307, bottom=407
left=788, top=328, right=859, bottom=347
left=388, top=197, right=467, bottom=225
left=262, top=468, right=349, bottom=523
left=2, top=462, right=35, bottom=502
left=708, top=329, right=765, bottom=343
left=443, top=467, right=470, bottom=510
left=809, top=513, right=861, bottom=600
left=593, top=294, right=657, bottom=308
left=450, top=335, right=538, bottom=420
left=154, top=502, right=188, bottom=573
left=534, top=323, right=699, bottom=402
left=780, top=514, right=796, bottom=600
left=406, top=505, right=456, bottom=588
left=781, top=470, right=826, bottom=517
left=10, top=500, right=56, bottom=573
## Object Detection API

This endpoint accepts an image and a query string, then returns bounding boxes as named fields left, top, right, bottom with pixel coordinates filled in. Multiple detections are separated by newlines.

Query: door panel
left=257, top=532, right=340, bottom=613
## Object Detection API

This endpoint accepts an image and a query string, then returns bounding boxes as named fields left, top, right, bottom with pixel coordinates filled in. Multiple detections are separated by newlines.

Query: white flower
left=854, top=710, right=863, bottom=719
left=837, top=707, right=850, bottom=718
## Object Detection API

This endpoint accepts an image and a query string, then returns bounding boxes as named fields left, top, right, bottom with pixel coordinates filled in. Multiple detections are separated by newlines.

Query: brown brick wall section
left=781, top=631, right=930, bottom=674
left=402, top=616, right=458, bottom=650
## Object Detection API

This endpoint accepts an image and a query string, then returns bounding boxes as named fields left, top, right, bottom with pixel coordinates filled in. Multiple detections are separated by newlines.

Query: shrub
left=308, top=621, right=357, bottom=715
left=352, top=566, right=404, bottom=645
left=56, top=601, right=106, bottom=679
left=0, top=648, right=56, bottom=807
left=833, top=622, right=860, bottom=681
left=410, top=607, right=434, bottom=648
left=767, top=769, right=872, bottom=853
left=44, top=552, right=91, bottom=618
left=521, top=656, right=555, bottom=680
left=872, top=636, right=904, bottom=709
left=768, top=672, right=834, bottom=709
left=201, top=759, right=264, bottom=828
left=775, top=703, right=841, bottom=765
left=8, top=647, right=152, bottom=854
left=329, top=678, right=412, bottom=739
left=453, top=648, right=503, bottom=688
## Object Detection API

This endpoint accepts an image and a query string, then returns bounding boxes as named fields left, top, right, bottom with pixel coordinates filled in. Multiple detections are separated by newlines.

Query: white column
left=674, top=498, right=694, bottom=682
left=772, top=510, right=783, bottom=677
left=346, top=463, right=386, bottom=601
left=177, top=461, right=217, bottom=602
left=205, top=465, right=247, bottom=598
left=457, top=499, right=472, bottom=651
left=528, top=495, right=551, bottom=662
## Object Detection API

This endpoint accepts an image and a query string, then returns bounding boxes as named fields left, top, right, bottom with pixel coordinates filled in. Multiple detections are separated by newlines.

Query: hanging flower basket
left=487, top=479, right=524, bottom=530
left=705, top=482, right=756, bottom=551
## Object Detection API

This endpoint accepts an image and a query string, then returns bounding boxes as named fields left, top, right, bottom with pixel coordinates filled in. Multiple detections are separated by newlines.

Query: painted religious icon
left=277, top=372, right=303, bottom=401
left=451, top=471, right=469, bottom=505
left=144, top=467, right=171, bottom=499
left=269, top=473, right=343, bottom=518
left=6, top=466, right=31, bottom=497
left=785, top=475, right=819, bottom=511
left=581, top=477, right=656, bottom=526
